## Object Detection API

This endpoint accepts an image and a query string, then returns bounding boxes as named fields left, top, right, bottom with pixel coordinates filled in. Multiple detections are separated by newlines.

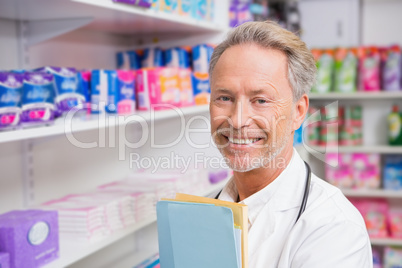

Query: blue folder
left=156, top=200, right=239, bottom=268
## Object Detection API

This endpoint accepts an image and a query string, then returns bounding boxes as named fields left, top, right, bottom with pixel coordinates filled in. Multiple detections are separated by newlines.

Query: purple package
left=382, top=45, right=402, bottom=91
left=0, top=72, right=23, bottom=130
left=112, top=0, right=152, bottom=8
left=229, top=2, right=238, bottom=27
left=0, top=252, right=10, bottom=268
left=35, top=67, right=85, bottom=115
left=0, top=210, right=59, bottom=268
left=21, top=72, right=56, bottom=126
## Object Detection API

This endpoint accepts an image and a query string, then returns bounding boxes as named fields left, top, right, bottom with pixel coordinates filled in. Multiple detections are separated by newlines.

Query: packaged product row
left=117, top=44, right=214, bottom=72
left=373, top=247, right=402, bottom=268
left=112, top=0, right=215, bottom=22
left=0, top=66, right=211, bottom=132
left=306, top=105, right=363, bottom=146
left=326, top=153, right=402, bottom=191
left=0, top=168, right=226, bottom=268
left=311, top=45, right=402, bottom=93
left=348, top=198, right=402, bottom=240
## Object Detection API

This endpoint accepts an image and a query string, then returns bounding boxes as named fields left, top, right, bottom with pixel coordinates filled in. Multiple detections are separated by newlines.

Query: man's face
left=210, top=43, right=295, bottom=172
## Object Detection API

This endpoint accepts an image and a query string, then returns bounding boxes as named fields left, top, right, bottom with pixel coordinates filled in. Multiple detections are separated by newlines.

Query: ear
left=292, top=94, right=309, bottom=131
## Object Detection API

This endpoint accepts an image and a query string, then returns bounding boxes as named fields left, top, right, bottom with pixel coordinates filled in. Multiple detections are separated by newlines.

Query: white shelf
left=44, top=216, right=157, bottom=268
left=370, top=238, right=402, bottom=247
left=0, top=0, right=228, bottom=35
left=342, top=189, right=402, bottom=198
left=308, top=145, right=402, bottom=154
left=309, top=91, right=402, bottom=100
left=43, top=178, right=228, bottom=268
left=113, top=249, right=159, bottom=268
left=0, top=105, right=209, bottom=144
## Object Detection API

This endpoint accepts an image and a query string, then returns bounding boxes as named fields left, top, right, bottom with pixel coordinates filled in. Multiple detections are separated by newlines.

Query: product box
left=36, top=67, right=85, bottom=115
left=0, top=72, right=23, bottom=130
left=325, top=153, right=353, bottom=188
left=350, top=199, right=389, bottom=238
left=381, top=45, right=402, bottom=91
left=383, top=155, right=402, bottom=190
left=192, top=44, right=214, bottom=73
left=352, top=153, right=380, bottom=189
left=191, top=0, right=207, bottom=20
left=91, top=70, right=119, bottom=114
left=319, top=105, right=338, bottom=146
left=0, top=252, right=10, bottom=268
left=160, top=0, right=179, bottom=13
left=0, top=210, right=59, bottom=268
left=77, top=70, right=92, bottom=114
left=117, top=51, right=142, bottom=70
left=311, top=49, right=334, bottom=93
left=384, top=247, right=402, bottom=268
left=358, top=46, right=381, bottom=91
left=306, top=106, right=320, bottom=145
left=116, top=70, right=136, bottom=114
left=136, top=68, right=180, bottom=110
left=164, top=47, right=191, bottom=69
left=334, top=48, right=358, bottom=93
left=178, top=0, right=193, bottom=17
left=192, top=72, right=210, bottom=105
left=21, top=72, right=56, bottom=126
left=389, top=208, right=402, bottom=238
left=141, top=48, right=164, bottom=68
left=178, top=68, right=194, bottom=107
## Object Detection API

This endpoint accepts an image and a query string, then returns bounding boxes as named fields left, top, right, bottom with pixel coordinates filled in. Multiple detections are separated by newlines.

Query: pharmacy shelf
left=0, top=0, right=228, bottom=35
left=370, top=238, right=402, bottom=247
left=44, top=216, right=157, bottom=268
left=308, top=145, right=402, bottom=154
left=309, top=91, right=402, bottom=100
left=342, top=189, right=402, bottom=198
left=0, top=105, right=209, bottom=144
left=43, top=178, right=228, bottom=268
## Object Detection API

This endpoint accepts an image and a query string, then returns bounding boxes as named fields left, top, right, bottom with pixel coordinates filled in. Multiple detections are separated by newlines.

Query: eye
left=256, top=99, right=267, bottom=104
left=219, top=96, right=231, bottom=102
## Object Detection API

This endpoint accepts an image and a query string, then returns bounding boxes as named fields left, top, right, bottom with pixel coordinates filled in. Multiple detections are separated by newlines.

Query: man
left=209, top=21, right=372, bottom=267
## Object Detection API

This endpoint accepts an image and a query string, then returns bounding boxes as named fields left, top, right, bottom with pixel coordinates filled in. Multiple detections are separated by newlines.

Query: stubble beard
left=217, top=123, right=292, bottom=173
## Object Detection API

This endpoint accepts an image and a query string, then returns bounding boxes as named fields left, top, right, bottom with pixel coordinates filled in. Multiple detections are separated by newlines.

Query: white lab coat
left=217, top=148, right=373, bottom=268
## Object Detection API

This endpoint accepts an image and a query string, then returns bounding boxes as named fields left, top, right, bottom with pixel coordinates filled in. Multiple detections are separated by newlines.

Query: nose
left=230, top=99, right=251, bottom=130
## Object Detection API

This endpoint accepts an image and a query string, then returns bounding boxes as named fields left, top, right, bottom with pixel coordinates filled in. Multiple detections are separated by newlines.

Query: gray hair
left=209, top=21, right=316, bottom=101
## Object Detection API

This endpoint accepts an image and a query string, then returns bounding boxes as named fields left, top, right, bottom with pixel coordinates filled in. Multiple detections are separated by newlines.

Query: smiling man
left=209, top=21, right=372, bottom=267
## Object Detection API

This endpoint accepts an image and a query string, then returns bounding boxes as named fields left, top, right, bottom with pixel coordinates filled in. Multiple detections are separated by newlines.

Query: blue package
left=164, top=47, right=191, bottom=69
left=383, top=155, right=402, bottom=190
left=21, top=72, right=56, bottom=126
left=293, top=125, right=303, bottom=146
left=91, top=70, right=119, bottom=114
left=141, top=48, right=164, bottom=68
left=192, top=44, right=214, bottom=73
left=0, top=72, right=23, bottom=130
left=117, top=51, right=141, bottom=70
left=116, top=70, right=135, bottom=114
left=35, top=67, right=85, bottom=115
left=77, top=71, right=91, bottom=113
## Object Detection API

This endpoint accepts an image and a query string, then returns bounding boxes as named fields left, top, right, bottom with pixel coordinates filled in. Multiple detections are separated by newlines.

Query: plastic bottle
left=388, top=105, right=402, bottom=145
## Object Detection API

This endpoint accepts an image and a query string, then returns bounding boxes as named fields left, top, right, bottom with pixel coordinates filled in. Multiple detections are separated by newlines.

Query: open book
left=156, top=193, right=248, bottom=268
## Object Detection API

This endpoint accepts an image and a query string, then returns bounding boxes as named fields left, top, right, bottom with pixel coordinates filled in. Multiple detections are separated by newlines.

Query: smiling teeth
left=228, top=137, right=260, bottom=144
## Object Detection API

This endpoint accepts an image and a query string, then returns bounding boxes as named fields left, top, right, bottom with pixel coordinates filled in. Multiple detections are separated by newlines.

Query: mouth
left=222, top=135, right=264, bottom=145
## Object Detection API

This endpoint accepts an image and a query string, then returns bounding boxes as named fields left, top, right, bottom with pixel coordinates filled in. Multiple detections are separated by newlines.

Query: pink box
left=136, top=68, right=180, bottom=110
left=325, top=153, right=353, bottom=188
left=178, top=68, right=194, bottom=107
left=352, top=153, right=381, bottom=189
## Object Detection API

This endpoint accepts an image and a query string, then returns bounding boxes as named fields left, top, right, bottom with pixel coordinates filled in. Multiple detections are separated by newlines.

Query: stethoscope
left=215, top=161, right=312, bottom=223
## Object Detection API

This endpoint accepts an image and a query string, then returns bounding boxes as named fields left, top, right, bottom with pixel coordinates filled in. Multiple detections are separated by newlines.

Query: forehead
left=211, top=43, right=291, bottom=94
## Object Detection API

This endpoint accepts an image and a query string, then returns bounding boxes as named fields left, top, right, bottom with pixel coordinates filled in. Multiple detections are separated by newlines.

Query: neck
left=233, top=144, right=294, bottom=201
